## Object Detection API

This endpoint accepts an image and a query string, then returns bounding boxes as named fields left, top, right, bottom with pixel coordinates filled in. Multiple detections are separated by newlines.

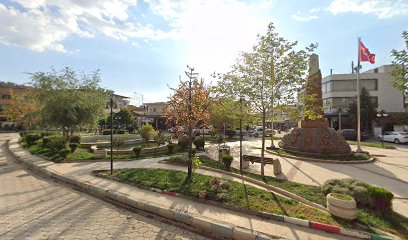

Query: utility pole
left=239, top=96, right=243, bottom=174
left=185, top=65, right=198, bottom=181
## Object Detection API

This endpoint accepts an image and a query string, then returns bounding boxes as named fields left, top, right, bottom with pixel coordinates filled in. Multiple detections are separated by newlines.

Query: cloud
left=327, top=0, right=408, bottom=19
left=291, top=7, right=320, bottom=22
left=144, top=0, right=269, bottom=79
left=0, top=0, right=167, bottom=52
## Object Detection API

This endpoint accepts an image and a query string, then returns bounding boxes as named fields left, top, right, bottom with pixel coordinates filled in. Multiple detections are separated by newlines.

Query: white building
left=143, top=102, right=168, bottom=130
left=322, top=65, right=407, bottom=128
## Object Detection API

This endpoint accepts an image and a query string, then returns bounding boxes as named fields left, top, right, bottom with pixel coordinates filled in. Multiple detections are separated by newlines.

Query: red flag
left=359, top=41, right=375, bottom=64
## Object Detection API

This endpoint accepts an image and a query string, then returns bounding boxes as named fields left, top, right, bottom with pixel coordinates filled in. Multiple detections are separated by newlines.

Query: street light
left=110, top=97, right=120, bottom=175
left=337, top=107, right=342, bottom=132
left=376, top=112, right=389, bottom=148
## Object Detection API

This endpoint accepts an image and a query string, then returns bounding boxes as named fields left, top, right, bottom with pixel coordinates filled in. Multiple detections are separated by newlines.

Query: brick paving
left=0, top=141, right=210, bottom=240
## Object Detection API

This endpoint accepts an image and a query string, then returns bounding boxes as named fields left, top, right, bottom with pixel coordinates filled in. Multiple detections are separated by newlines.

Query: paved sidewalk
left=206, top=139, right=408, bottom=217
left=6, top=135, right=357, bottom=240
left=0, top=141, right=207, bottom=240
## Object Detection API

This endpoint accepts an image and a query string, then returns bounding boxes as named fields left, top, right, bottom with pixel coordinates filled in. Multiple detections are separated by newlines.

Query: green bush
left=167, top=144, right=175, bottom=154
left=46, top=136, right=67, bottom=152
left=116, top=129, right=129, bottom=134
left=69, top=143, right=79, bottom=153
left=166, top=155, right=188, bottom=165
left=58, top=148, right=71, bottom=160
left=126, top=126, right=135, bottom=134
left=69, top=135, right=81, bottom=143
left=25, top=133, right=42, bottom=146
left=178, top=136, right=189, bottom=151
left=139, top=123, right=154, bottom=142
left=193, top=138, right=205, bottom=150
left=222, top=155, right=233, bottom=170
left=42, top=136, right=51, bottom=147
left=352, top=186, right=369, bottom=206
left=102, top=129, right=113, bottom=135
left=367, top=186, right=394, bottom=213
left=331, top=186, right=350, bottom=195
left=132, top=146, right=142, bottom=157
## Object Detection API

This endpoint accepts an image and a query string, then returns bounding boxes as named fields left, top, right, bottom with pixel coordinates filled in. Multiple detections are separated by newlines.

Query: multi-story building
left=142, top=102, right=168, bottom=130
left=0, top=82, right=28, bottom=126
left=322, top=65, right=406, bottom=129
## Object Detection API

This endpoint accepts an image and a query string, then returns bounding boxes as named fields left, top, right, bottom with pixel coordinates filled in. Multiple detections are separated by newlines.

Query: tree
left=30, top=67, right=109, bottom=138
left=214, top=23, right=315, bottom=177
left=4, top=88, right=41, bottom=128
left=114, top=109, right=134, bottom=128
left=391, top=31, right=408, bottom=94
left=163, top=77, right=210, bottom=181
left=348, top=87, right=377, bottom=132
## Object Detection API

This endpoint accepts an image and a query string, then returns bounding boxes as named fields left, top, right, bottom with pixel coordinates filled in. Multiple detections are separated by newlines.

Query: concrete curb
left=265, top=149, right=375, bottom=164
left=7, top=140, right=396, bottom=240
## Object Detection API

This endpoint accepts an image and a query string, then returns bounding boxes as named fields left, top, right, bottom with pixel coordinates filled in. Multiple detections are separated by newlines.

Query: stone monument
left=279, top=54, right=351, bottom=157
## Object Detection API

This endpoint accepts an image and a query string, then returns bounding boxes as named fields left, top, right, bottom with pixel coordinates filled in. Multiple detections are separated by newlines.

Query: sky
left=0, top=0, right=407, bottom=105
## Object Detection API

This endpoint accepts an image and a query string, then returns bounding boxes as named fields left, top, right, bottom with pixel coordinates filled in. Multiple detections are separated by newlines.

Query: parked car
left=235, top=128, right=248, bottom=136
left=377, top=131, right=408, bottom=144
left=193, top=128, right=214, bottom=136
left=249, top=127, right=276, bottom=137
left=339, top=129, right=369, bottom=141
left=168, top=126, right=185, bottom=133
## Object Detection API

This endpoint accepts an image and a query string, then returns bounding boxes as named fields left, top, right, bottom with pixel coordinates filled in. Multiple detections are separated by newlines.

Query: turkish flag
left=359, top=42, right=375, bottom=64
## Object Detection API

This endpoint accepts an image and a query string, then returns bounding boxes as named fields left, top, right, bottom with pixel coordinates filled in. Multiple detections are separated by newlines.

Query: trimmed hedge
left=222, top=154, right=233, bottom=170
left=25, top=133, right=42, bottom=146
left=178, top=136, right=189, bottom=151
left=132, top=146, right=142, bottom=157
left=193, top=138, right=205, bottom=150
left=69, top=143, right=79, bottom=153
left=367, top=186, right=394, bottom=214
left=116, top=129, right=129, bottom=134
left=69, top=135, right=81, bottom=143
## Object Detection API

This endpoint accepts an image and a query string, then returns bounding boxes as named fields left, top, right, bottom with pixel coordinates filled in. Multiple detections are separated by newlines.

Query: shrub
left=178, top=136, right=189, bottom=151
left=154, top=132, right=165, bottom=146
left=192, top=156, right=201, bottom=174
left=139, top=123, right=155, bottom=142
left=102, top=129, right=113, bottom=135
left=126, top=126, right=135, bottom=134
left=193, top=138, right=205, bottom=150
left=167, top=144, right=175, bottom=154
left=112, top=136, right=125, bottom=154
left=224, top=129, right=236, bottom=139
left=216, top=134, right=224, bottom=144
left=69, top=143, right=79, bottom=153
left=116, top=129, right=129, bottom=134
left=58, top=148, right=71, bottom=160
left=25, top=133, right=42, bottom=146
left=351, top=186, right=369, bottom=206
left=367, top=186, right=394, bottom=213
left=132, top=146, right=142, bottom=157
left=191, top=149, right=196, bottom=156
left=42, top=136, right=51, bottom=147
left=222, top=155, right=233, bottom=170
left=69, top=135, right=81, bottom=143
left=47, top=136, right=67, bottom=152
left=331, top=186, right=350, bottom=195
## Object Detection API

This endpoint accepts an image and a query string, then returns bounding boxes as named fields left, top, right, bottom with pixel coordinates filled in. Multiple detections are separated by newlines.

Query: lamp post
left=376, top=112, right=388, bottom=148
left=109, top=97, right=120, bottom=175
left=337, top=107, right=342, bottom=132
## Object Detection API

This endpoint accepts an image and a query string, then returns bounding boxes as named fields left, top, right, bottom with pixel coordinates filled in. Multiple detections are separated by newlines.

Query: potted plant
left=326, top=193, right=357, bottom=220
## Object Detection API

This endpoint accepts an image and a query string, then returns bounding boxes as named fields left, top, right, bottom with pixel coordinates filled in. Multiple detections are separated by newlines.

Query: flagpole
left=356, top=37, right=363, bottom=153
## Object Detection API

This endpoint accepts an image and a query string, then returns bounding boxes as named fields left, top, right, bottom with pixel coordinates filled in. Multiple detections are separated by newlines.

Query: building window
left=153, top=108, right=156, bottom=113
left=361, top=79, right=378, bottom=91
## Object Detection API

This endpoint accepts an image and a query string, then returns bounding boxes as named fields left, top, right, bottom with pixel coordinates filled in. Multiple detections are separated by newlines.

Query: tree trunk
left=261, top=108, right=266, bottom=177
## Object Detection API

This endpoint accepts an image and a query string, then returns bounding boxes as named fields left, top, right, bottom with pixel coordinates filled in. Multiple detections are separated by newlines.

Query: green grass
left=67, top=148, right=94, bottom=160
left=96, top=168, right=339, bottom=225
left=162, top=155, right=408, bottom=238
left=347, top=141, right=396, bottom=149
left=331, top=193, right=353, bottom=201
left=268, top=148, right=371, bottom=161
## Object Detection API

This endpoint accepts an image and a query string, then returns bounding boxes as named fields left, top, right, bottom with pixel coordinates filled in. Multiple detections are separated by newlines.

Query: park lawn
left=162, top=155, right=408, bottom=238
left=96, top=168, right=339, bottom=226
left=347, top=141, right=396, bottom=149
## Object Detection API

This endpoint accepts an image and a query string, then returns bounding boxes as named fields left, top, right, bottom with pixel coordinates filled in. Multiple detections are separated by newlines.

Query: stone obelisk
left=279, top=54, right=351, bottom=157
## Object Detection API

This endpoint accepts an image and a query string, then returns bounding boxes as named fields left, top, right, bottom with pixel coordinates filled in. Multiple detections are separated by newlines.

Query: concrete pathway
left=0, top=141, right=208, bottom=240
left=4, top=133, right=356, bottom=240
left=206, top=138, right=408, bottom=217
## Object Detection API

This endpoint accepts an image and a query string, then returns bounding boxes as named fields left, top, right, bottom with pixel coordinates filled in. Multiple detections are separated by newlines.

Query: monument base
left=279, top=127, right=351, bottom=157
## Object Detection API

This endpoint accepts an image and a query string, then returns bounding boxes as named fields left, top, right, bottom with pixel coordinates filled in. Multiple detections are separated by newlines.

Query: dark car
left=339, top=129, right=369, bottom=141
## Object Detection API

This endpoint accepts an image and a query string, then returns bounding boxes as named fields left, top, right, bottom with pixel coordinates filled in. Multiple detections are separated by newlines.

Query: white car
left=377, top=131, right=408, bottom=144
left=249, top=127, right=275, bottom=137
left=193, top=128, right=214, bottom=135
